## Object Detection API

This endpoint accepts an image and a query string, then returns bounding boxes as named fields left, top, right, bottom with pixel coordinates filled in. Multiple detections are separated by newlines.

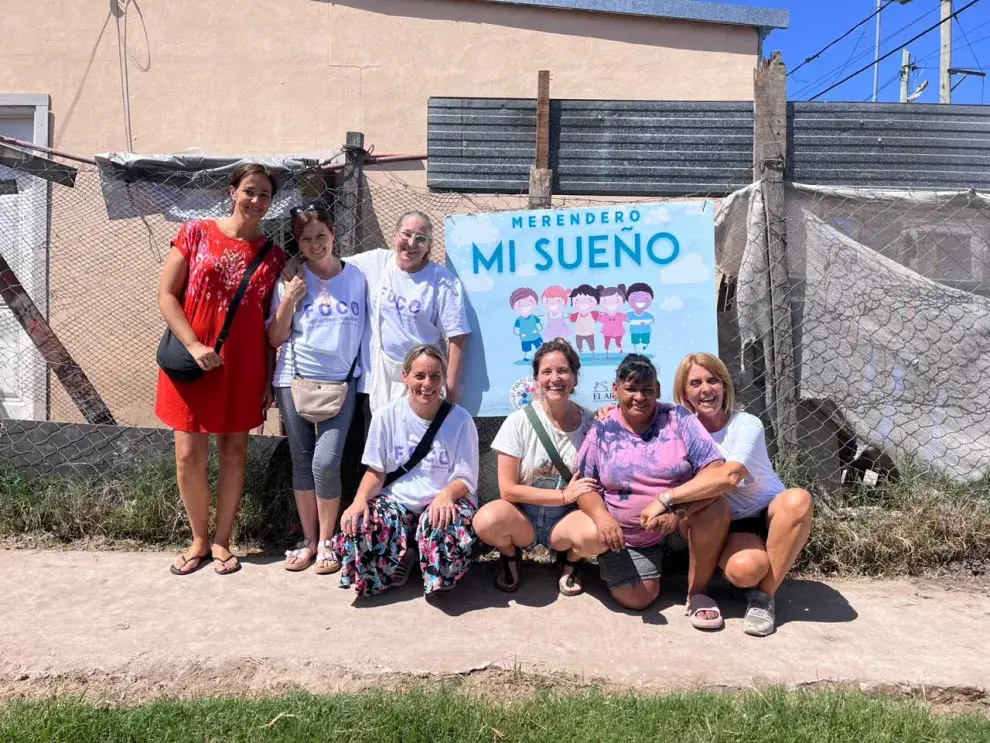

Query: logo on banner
left=509, top=377, right=539, bottom=409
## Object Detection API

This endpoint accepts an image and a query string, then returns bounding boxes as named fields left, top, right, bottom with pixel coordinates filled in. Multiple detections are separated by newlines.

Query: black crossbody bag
left=523, top=403, right=574, bottom=481
left=383, top=401, right=453, bottom=488
left=157, top=238, right=274, bottom=383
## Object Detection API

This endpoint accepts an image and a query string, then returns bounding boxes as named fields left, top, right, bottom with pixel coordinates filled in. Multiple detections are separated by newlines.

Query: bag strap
left=384, top=400, right=453, bottom=488
left=214, top=237, right=274, bottom=353
left=523, top=403, right=573, bottom=482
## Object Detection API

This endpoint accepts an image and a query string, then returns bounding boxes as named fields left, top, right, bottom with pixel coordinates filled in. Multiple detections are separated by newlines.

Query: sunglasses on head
left=289, top=203, right=332, bottom=221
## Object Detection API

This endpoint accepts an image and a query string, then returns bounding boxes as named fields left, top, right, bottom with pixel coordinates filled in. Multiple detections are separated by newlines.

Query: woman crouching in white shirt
left=334, top=344, right=480, bottom=596
left=268, top=206, right=367, bottom=574
left=673, top=352, right=814, bottom=637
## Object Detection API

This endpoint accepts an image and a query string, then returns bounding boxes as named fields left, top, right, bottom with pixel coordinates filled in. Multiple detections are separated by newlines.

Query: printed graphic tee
left=709, top=411, right=787, bottom=519
left=348, top=250, right=471, bottom=391
left=576, top=404, right=724, bottom=548
left=363, top=396, right=480, bottom=514
left=270, top=262, right=367, bottom=387
left=628, top=311, right=655, bottom=329
left=491, top=403, right=593, bottom=490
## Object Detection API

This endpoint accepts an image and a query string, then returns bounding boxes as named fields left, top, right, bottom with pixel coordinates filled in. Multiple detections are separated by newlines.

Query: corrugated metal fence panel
left=428, top=98, right=537, bottom=193
left=428, top=98, right=754, bottom=195
left=788, top=102, right=990, bottom=189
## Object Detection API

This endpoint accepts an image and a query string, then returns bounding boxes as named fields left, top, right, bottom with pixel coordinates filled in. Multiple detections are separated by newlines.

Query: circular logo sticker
left=509, top=377, right=539, bottom=410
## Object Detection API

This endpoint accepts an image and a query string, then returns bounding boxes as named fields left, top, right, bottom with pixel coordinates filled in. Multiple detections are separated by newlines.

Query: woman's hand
left=187, top=341, right=223, bottom=371
left=594, top=404, right=617, bottom=421
left=428, top=490, right=457, bottom=530
left=262, top=386, right=275, bottom=414
left=341, top=498, right=370, bottom=537
left=593, top=511, right=625, bottom=552
left=562, top=473, right=601, bottom=504
left=281, top=256, right=303, bottom=281
left=639, top=498, right=668, bottom=529
left=643, top=512, right=680, bottom=538
left=283, top=275, right=307, bottom=309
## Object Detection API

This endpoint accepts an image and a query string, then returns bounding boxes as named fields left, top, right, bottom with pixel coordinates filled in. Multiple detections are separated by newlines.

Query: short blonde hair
left=673, top=352, right=735, bottom=414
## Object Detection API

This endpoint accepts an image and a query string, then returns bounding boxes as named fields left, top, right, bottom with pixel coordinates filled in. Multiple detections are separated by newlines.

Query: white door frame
left=0, top=93, right=50, bottom=421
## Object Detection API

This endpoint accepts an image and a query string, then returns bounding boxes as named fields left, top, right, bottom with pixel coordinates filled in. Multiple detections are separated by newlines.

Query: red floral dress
left=155, top=220, right=286, bottom=434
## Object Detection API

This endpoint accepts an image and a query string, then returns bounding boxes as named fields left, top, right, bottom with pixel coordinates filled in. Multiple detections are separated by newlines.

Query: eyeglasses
left=289, top=203, right=331, bottom=221
left=399, top=229, right=432, bottom=247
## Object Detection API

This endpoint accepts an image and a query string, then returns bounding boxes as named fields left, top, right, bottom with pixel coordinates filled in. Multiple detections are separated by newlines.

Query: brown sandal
left=169, top=551, right=210, bottom=576
left=212, top=547, right=242, bottom=576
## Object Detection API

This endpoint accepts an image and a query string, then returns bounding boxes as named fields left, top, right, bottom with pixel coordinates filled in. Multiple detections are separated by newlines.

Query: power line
left=955, top=14, right=986, bottom=72
left=792, top=3, right=939, bottom=100
left=807, top=0, right=984, bottom=101
left=789, top=0, right=895, bottom=77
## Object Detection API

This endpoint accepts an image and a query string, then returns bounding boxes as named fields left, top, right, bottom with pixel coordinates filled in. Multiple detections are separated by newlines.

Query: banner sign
left=445, top=202, right=718, bottom=416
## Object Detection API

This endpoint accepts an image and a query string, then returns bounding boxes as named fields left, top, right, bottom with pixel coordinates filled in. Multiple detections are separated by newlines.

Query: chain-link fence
left=2, top=150, right=989, bottom=504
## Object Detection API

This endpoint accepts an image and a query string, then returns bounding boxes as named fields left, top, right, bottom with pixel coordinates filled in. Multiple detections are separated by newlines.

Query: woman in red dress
left=156, top=164, right=286, bottom=575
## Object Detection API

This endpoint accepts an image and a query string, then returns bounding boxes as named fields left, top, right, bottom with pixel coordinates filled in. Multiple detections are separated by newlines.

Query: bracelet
left=560, top=489, right=566, bottom=505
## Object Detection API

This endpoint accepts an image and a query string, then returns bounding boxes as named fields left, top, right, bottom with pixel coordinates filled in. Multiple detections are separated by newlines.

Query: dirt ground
left=1, top=549, right=988, bottom=705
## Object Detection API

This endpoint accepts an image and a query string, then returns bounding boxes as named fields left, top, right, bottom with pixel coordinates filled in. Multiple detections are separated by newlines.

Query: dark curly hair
left=614, top=353, right=658, bottom=387
left=532, top=338, right=581, bottom=386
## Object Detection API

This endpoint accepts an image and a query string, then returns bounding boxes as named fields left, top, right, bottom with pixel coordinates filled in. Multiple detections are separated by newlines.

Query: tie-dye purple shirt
left=576, top=404, right=724, bottom=548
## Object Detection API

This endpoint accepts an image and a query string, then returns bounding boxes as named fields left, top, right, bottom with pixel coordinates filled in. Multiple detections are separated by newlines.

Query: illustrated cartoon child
left=568, top=284, right=600, bottom=357
left=541, top=285, right=572, bottom=341
left=626, top=282, right=656, bottom=352
left=596, top=284, right=628, bottom=359
left=510, top=287, right=544, bottom=361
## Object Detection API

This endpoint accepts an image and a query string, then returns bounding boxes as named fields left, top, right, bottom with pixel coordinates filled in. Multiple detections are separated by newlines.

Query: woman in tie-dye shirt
left=574, top=354, right=735, bottom=630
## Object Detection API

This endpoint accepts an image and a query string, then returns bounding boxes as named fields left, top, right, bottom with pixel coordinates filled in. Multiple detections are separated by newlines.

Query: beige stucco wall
left=1, top=0, right=758, bottom=426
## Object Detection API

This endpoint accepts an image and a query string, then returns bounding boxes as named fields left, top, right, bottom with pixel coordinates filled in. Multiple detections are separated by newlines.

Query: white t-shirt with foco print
left=362, top=396, right=479, bottom=514
left=348, top=249, right=471, bottom=393
left=491, top=403, right=594, bottom=491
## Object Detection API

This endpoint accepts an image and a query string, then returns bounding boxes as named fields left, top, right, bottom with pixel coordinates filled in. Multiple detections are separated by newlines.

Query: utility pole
left=900, top=48, right=912, bottom=102
left=873, top=0, right=883, bottom=101
left=940, top=0, right=953, bottom=103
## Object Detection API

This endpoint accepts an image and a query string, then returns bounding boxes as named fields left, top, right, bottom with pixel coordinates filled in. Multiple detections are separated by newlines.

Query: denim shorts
left=598, top=543, right=664, bottom=589
left=520, top=503, right=573, bottom=549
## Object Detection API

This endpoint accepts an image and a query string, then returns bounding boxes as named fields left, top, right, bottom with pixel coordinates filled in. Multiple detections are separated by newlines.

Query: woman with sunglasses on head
left=334, top=344, right=479, bottom=597
left=156, top=163, right=286, bottom=576
left=268, top=206, right=367, bottom=574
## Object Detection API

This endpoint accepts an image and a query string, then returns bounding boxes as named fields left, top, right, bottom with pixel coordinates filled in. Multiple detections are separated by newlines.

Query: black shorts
left=729, top=507, right=770, bottom=541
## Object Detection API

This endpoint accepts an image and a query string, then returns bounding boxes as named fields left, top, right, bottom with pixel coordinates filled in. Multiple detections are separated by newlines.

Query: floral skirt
left=333, top=495, right=477, bottom=597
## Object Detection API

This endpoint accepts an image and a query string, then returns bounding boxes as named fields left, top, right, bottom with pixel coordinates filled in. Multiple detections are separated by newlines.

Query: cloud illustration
left=643, top=207, right=672, bottom=225
left=459, top=271, right=495, bottom=293
left=659, top=296, right=684, bottom=312
left=449, top=216, right=501, bottom=247
left=516, top=262, right=538, bottom=277
left=659, top=253, right=711, bottom=284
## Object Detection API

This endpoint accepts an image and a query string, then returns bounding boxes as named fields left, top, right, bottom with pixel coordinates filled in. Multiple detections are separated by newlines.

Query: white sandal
left=314, top=539, right=341, bottom=575
left=284, top=539, right=316, bottom=572
left=686, top=593, right=724, bottom=631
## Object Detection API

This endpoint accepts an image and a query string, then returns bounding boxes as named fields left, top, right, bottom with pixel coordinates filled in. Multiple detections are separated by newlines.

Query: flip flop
left=169, top=551, right=211, bottom=576
left=686, top=593, right=724, bottom=631
left=212, top=550, right=242, bottom=576
left=494, top=549, right=522, bottom=593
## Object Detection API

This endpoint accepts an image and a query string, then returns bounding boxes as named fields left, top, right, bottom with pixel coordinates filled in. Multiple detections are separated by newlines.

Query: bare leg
left=684, top=497, right=731, bottom=602
left=759, top=488, right=814, bottom=597
left=611, top=579, right=660, bottom=610
left=213, top=432, right=248, bottom=566
left=173, top=431, right=211, bottom=572
left=284, top=488, right=318, bottom=567
left=719, top=533, right=771, bottom=588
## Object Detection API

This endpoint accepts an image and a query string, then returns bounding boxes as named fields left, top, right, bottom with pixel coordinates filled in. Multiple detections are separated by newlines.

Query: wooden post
left=529, top=70, right=552, bottom=209
left=0, top=251, right=115, bottom=425
left=753, top=51, right=797, bottom=452
left=336, top=131, right=366, bottom=257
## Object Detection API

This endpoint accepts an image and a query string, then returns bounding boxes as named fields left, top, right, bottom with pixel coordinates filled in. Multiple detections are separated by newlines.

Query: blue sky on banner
left=726, top=0, right=989, bottom=103
left=445, top=203, right=718, bottom=417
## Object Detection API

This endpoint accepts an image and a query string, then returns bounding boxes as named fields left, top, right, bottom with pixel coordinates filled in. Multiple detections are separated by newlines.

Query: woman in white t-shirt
left=474, top=339, right=602, bottom=595
left=333, top=344, right=480, bottom=596
left=268, top=206, right=367, bottom=575
left=673, top=352, right=814, bottom=637
left=346, top=210, right=472, bottom=413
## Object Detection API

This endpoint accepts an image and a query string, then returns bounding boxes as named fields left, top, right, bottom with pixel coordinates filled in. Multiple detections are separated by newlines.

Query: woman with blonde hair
left=334, top=344, right=479, bottom=596
left=673, top=351, right=814, bottom=637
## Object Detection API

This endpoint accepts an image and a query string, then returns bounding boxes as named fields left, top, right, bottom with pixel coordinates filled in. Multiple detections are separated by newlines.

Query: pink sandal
left=686, top=594, right=724, bottom=631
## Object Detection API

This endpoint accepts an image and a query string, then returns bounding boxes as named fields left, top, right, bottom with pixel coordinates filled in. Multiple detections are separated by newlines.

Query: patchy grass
left=2, top=451, right=989, bottom=578
left=0, top=447, right=297, bottom=548
left=1, top=687, right=988, bottom=743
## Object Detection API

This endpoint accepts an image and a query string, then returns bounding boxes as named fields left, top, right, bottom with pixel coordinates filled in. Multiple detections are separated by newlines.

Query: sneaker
left=743, top=589, right=776, bottom=637
left=391, top=548, right=417, bottom=588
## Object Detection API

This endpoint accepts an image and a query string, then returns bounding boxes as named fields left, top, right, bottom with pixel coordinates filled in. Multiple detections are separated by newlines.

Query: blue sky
left=720, top=0, right=989, bottom=103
